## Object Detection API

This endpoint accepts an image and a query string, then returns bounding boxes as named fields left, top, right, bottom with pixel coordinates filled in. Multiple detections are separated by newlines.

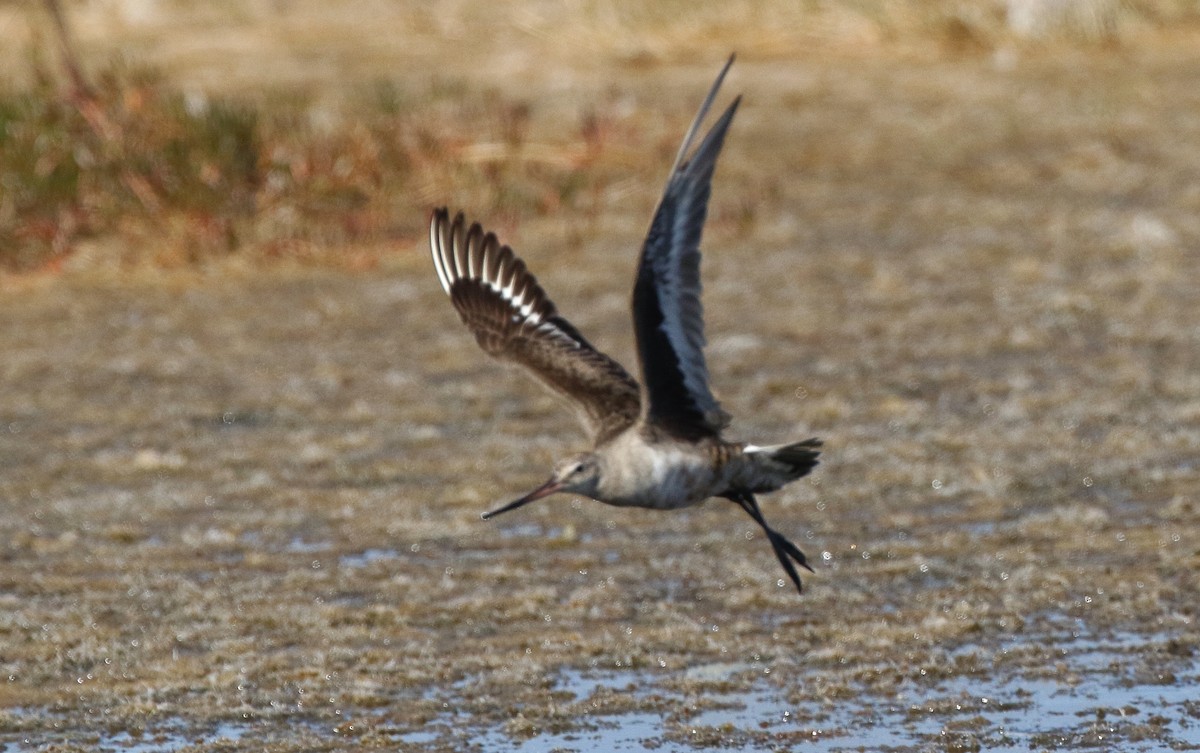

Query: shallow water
left=12, top=623, right=1190, bottom=752
left=408, top=627, right=1200, bottom=752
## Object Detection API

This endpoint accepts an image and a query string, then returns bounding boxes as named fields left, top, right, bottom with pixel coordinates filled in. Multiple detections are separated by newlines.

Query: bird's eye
left=572, top=464, right=584, bottom=474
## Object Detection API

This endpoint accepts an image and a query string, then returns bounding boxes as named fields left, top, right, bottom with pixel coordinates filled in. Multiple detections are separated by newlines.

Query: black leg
left=728, top=492, right=812, bottom=595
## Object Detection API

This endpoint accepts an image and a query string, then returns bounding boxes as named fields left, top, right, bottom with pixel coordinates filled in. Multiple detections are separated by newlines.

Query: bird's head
left=480, top=453, right=601, bottom=520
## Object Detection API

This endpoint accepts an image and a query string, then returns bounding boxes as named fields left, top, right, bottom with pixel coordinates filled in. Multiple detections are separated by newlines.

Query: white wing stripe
left=432, top=208, right=590, bottom=359
left=466, top=235, right=478, bottom=278
left=431, top=215, right=453, bottom=293
left=501, top=278, right=519, bottom=305
left=432, top=210, right=570, bottom=337
left=439, top=220, right=453, bottom=277
left=479, top=237, right=494, bottom=285
left=453, top=230, right=469, bottom=279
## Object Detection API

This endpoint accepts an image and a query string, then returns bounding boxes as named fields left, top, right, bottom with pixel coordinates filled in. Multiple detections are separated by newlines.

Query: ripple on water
left=406, top=626, right=1200, bottom=752
left=10, top=628, right=1198, bottom=751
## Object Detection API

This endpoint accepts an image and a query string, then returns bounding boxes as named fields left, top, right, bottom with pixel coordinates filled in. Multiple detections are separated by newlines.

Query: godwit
left=429, top=56, right=821, bottom=594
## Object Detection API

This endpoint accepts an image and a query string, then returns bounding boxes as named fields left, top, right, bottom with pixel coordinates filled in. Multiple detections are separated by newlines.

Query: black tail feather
left=771, top=438, right=821, bottom=476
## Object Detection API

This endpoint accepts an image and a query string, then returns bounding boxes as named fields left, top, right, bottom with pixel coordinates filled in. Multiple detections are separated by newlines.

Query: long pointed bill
left=480, top=478, right=565, bottom=520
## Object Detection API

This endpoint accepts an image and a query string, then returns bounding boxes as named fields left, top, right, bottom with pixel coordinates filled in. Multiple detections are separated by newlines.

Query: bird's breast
left=595, top=435, right=734, bottom=510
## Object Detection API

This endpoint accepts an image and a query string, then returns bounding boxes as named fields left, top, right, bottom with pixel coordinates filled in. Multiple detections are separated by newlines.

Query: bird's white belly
left=597, top=436, right=729, bottom=510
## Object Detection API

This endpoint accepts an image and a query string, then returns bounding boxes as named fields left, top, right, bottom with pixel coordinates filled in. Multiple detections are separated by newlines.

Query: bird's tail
left=749, top=438, right=822, bottom=478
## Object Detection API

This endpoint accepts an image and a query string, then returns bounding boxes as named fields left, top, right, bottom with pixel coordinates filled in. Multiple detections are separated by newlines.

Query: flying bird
left=429, top=56, right=821, bottom=594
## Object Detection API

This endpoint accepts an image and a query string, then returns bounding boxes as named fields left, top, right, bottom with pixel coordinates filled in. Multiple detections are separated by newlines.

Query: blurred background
left=3, top=0, right=1198, bottom=272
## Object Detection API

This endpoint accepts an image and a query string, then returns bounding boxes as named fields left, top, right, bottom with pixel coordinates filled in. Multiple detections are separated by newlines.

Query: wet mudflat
left=3, top=17, right=1200, bottom=753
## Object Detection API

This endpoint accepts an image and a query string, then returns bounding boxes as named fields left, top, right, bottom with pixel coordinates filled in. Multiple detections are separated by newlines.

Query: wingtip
left=667, top=55, right=740, bottom=178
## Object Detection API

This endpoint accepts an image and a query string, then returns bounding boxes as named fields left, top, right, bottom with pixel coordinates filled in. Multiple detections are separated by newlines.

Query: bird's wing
left=431, top=209, right=642, bottom=443
left=632, top=55, right=738, bottom=440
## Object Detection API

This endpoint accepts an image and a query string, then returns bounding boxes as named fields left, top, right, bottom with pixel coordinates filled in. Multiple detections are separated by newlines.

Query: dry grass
left=3, top=0, right=1200, bottom=271
left=1, top=1, right=1199, bottom=751
left=0, top=48, right=633, bottom=271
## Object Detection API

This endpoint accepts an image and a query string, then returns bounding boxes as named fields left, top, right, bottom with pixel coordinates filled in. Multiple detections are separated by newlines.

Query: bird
left=429, top=55, right=822, bottom=594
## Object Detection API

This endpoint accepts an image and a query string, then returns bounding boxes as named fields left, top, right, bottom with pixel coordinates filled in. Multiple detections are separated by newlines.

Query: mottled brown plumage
left=431, top=210, right=641, bottom=443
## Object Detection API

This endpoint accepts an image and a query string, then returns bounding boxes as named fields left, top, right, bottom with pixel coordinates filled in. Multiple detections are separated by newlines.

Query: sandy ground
left=3, top=2, right=1200, bottom=751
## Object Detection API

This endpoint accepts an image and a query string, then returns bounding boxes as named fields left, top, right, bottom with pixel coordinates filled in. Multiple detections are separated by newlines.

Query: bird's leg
left=728, top=492, right=812, bottom=594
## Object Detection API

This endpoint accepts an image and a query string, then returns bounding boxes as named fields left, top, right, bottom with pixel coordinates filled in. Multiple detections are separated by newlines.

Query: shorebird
left=429, top=56, right=821, bottom=594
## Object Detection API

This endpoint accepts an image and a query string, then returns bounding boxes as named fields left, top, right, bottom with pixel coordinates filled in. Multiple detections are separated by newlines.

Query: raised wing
left=632, top=55, right=738, bottom=440
left=430, top=209, right=642, bottom=443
